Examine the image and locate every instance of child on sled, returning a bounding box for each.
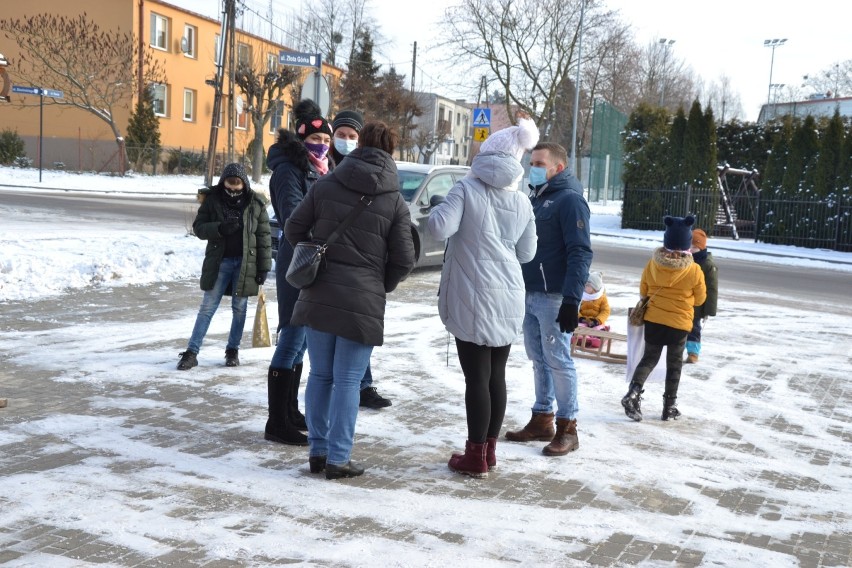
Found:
[574,271,610,349]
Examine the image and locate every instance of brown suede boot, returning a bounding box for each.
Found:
[448,440,488,478]
[505,412,555,442]
[542,418,579,456]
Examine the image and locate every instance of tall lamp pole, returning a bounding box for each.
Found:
[764,38,787,107]
[770,83,785,119]
[659,38,675,107]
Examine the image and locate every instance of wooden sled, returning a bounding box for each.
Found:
[571,327,628,364]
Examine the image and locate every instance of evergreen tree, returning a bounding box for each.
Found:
[782,115,819,195]
[682,100,707,188]
[665,108,687,189]
[811,110,845,197]
[762,118,793,193]
[338,28,381,113]
[125,88,161,172]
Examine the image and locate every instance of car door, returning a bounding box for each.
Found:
[414,172,458,264]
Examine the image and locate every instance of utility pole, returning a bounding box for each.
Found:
[204,0,234,187]
[227,0,237,163]
[569,0,586,176]
[410,42,417,92]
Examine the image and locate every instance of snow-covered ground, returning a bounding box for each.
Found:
[1,165,851,566]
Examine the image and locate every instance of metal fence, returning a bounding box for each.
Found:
[621,187,852,252]
[588,99,627,203]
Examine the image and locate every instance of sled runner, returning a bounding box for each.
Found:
[570,327,628,364]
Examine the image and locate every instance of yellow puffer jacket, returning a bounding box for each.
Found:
[640,248,707,332]
[579,294,610,325]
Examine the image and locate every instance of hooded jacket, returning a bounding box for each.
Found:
[640,248,707,332]
[693,250,718,318]
[428,151,537,347]
[284,146,415,346]
[193,163,271,296]
[521,169,593,305]
[267,129,324,325]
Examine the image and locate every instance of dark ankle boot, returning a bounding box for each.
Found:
[325,461,365,480]
[448,440,488,478]
[505,412,555,442]
[224,348,239,367]
[264,368,308,446]
[621,383,644,422]
[542,419,579,456]
[289,363,307,431]
[309,456,327,474]
[662,395,681,421]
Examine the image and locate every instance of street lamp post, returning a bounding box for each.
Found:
[569,0,587,176]
[764,38,787,108]
[770,83,785,119]
[659,38,675,107]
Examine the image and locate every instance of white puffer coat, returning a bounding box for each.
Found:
[427,151,537,347]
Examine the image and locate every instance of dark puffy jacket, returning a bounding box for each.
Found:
[284,146,415,346]
[521,169,593,304]
[267,129,323,326]
[194,164,271,296]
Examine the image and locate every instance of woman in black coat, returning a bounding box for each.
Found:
[284,122,415,479]
[264,100,333,446]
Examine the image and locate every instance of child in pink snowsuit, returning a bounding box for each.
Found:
[575,271,610,348]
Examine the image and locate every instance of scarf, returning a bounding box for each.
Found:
[582,289,604,302]
[307,152,328,176]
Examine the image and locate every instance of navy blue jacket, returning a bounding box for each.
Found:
[266,129,323,327]
[521,170,593,305]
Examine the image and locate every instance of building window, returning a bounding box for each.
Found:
[150,13,168,50]
[267,53,277,73]
[150,84,168,117]
[456,112,461,126]
[182,25,196,58]
[236,96,248,130]
[237,43,251,66]
[270,100,284,133]
[183,89,195,122]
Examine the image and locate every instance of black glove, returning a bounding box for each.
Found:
[255,271,268,285]
[219,220,240,236]
[556,302,579,334]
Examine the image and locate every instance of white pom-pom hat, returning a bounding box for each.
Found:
[479,117,540,161]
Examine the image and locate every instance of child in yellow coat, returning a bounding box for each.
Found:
[575,271,610,348]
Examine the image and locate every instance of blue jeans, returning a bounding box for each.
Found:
[360,364,373,390]
[304,328,373,466]
[522,291,579,420]
[187,257,248,354]
[270,325,307,368]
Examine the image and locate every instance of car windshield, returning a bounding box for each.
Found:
[398,170,427,202]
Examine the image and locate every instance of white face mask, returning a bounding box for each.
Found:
[334,138,358,156]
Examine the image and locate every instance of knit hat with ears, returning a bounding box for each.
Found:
[294,99,332,140]
[332,110,365,133]
[479,116,539,161]
[692,228,708,250]
[586,271,604,293]
[663,215,696,252]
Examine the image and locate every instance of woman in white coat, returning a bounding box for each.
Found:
[427,115,538,478]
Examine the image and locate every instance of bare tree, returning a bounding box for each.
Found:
[413,119,451,164]
[442,0,623,133]
[0,13,165,174]
[802,60,852,99]
[702,74,743,123]
[234,53,300,182]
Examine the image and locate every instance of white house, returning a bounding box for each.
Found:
[411,93,472,165]
[758,95,852,122]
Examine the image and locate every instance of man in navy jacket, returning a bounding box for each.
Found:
[505,142,593,457]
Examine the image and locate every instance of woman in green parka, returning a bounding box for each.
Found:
[177,163,272,370]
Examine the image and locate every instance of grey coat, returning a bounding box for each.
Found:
[428,151,537,347]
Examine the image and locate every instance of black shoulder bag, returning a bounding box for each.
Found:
[285,195,372,289]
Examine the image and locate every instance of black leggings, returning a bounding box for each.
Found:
[631,335,687,398]
[455,338,511,443]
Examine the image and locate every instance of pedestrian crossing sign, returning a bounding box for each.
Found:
[473,127,490,142]
[473,108,491,127]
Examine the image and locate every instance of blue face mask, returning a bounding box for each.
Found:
[334,138,358,156]
[529,166,548,187]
